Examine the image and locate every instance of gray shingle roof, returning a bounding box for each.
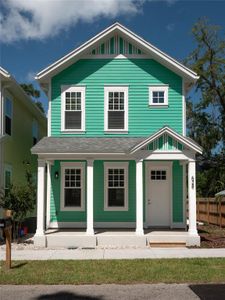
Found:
[31,137,145,154]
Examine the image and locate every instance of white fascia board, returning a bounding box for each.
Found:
[130,126,202,154]
[36,23,198,82]
[0,66,11,79]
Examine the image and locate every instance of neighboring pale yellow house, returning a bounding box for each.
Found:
[0,67,47,218]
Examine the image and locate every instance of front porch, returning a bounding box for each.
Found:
[42,228,195,248]
[32,127,202,248]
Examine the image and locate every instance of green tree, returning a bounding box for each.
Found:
[0,167,36,240]
[20,83,45,114]
[185,18,225,196]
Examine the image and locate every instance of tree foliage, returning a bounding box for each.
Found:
[20,83,45,114]
[0,168,36,222]
[185,18,225,196]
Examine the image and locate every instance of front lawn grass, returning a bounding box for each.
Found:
[0,258,225,284]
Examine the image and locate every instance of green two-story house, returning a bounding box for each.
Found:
[32,23,202,248]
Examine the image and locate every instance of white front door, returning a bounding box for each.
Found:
[147,164,171,227]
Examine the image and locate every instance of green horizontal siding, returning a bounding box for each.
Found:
[51,59,183,137]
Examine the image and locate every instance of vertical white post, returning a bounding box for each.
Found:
[36,159,46,236]
[188,160,197,235]
[136,160,144,235]
[46,161,52,229]
[86,159,94,235]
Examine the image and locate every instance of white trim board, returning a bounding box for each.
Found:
[36,23,199,83]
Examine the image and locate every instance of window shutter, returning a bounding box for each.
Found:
[65,111,81,129]
[108,111,124,129]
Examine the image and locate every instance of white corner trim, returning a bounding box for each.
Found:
[149,85,168,106]
[104,162,129,211]
[182,80,186,136]
[104,86,128,132]
[60,161,85,211]
[61,85,86,133]
[47,81,51,136]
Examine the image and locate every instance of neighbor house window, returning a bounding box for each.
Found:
[5,98,12,136]
[149,85,168,106]
[104,86,128,132]
[61,86,85,132]
[104,162,128,211]
[61,162,85,211]
[32,120,38,145]
[4,165,12,195]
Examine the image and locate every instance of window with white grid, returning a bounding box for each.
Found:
[104,163,128,210]
[104,86,128,131]
[149,85,168,106]
[61,86,85,132]
[61,162,85,211]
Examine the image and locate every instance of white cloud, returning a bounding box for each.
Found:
[0,0,145,43]
[1,0,176,43]
[166,23,175,31]
[26,71,36,82]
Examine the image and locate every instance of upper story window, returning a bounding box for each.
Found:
[149,85,168,106]
[5,98,13,136]
[104,86,128,132]
[61,86,85,132]
[32,120,38,145]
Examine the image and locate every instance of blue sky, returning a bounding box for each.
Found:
[1,0,225,112]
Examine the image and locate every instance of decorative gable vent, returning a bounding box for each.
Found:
[89,34,144,55]
[144,134,183,151]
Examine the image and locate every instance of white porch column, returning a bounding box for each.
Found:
[34,159,46,247]
[86,159,94,235]
[136,160,144,235]
[188,159,199,234]
[46,161,53,229]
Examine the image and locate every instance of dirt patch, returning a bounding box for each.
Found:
[198,224,225,248]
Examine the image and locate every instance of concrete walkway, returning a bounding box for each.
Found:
[1,248,225,260]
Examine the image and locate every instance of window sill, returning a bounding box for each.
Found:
[60,207,85,212]
[61,130,86,134]
[104,130,128,134]
[104,207,128,211]
[148,104,168,108]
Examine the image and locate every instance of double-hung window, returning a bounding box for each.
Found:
[61,162,85,211]
[32,120,38,145]
[61,86,85,132]
[4,165,12,195]
[5,98,12,136]
[149,85,168,106]
[104,162,128,211]
[104,86,128,132]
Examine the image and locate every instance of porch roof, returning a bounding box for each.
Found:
[31,136,145,154]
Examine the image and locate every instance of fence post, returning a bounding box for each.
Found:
[207,198,210,224]
[219,199,222,228]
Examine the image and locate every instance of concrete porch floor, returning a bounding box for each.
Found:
[39,228,198,248]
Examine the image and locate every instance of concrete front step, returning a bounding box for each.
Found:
[97,235,147,247]
[46,235,96,248]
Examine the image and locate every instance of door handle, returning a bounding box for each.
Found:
[148,199,151,205]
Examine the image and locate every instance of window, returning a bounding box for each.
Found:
[104,162,128,211]
[104,86,128,132]
[5,98,12,135]
[61,162,85,211]
[151,170,167,180]
[149,85,168,106]
[32,120,38,145]
[61,86,85,132]
[4,165,12,195]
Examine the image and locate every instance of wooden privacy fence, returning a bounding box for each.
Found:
[196,197,225,227]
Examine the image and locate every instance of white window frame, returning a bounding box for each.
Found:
[4,164,12,191]
[4,96,13,136]
[60,162,85,211]
[149,85,168,106]
[32,119,38,145]
[104,162,128,211]
[61,85,86,133]
[104,86,128,133]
